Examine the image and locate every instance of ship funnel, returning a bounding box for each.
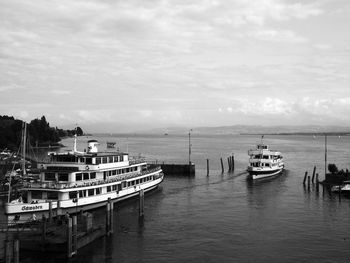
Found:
[87,140,99,153]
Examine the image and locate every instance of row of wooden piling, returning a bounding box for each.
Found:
[207,155,235,176]
[303,166,320,193]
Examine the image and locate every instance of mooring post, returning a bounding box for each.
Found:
[307,176,310,189]
[106,198,111,236]
[139,190,144,219]
[49,201,52,223]
[227,157,231,172]
[206,159,209,176]
[41,215,46,250]
[303,171,308,185]
[67,217,73,258]
[316,173,319,192]
[72,215,77,256]
[110,199,114,234]
[220,158,224,173]
[13,239,19,263]
[5,240,12,263]
[312,166,316,183]
[231,155,235,172]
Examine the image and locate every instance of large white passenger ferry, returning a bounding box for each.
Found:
[247,143,284,180]
[5,138,164,223]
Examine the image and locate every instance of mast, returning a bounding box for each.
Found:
[22,122,27,176]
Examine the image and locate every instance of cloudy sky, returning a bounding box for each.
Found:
[1,0,350,132]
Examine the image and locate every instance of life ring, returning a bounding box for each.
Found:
[86,165,89,170]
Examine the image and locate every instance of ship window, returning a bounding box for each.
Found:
[96,158,101,164]
[45,172,56,181]
[31,191,42,199]
[128,182,131,187]
[102,157,108,164]
[47,191,58,200]
[79,190,86,198]
[83,173,89,180]
[136,179,139,184]
[86,158,92,164]
[120,156,124,162]
[88,189,94,196]
[112,185,117,191]
[108,156,113,163]
[112,170,116,175]
[58,173,68,181]
[90,172,96,179]
[96,188,101,195]
[76,173,82,181]
[69,191,77,199]
[107,186,111,192]
[122,181,127,188]
[109,171,112,176]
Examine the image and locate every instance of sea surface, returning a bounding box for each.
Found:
[1,134,350,262]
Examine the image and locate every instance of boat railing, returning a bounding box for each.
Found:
[23,166,162,189]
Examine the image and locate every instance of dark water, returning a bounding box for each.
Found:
[1,134,350,262]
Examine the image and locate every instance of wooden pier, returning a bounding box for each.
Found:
[160,163,195,176]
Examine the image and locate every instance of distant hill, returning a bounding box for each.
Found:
[145,125,350,135]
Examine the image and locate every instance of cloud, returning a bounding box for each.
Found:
[0,84,24,92]
[245,29,307,43]
[51,89,71,95]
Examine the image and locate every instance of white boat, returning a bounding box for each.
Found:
[5,137,164,224]
[247,143,284,180]
[331,181,350,193]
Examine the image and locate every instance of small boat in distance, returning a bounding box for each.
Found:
[247,139,284,180]
[331,181,350,194]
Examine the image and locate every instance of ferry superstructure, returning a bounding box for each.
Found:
[247,143,284,180]
[5,138,164,223]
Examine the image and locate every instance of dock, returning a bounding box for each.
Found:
[160,163,195,176]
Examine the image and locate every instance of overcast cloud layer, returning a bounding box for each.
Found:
[1,0,350,132]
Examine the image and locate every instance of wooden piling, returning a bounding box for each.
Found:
[5,240,12,263]
[206,159,209,176]
[227,157,231,172]
[220,158,224,173]
[49,201,52,222]
[312,166,316,183]
[67,217,73,258]
[106,199,111,236]
[72,215,77,256]
[316,173,319,192]
[303,171,308,185]
[13,240,19,263]
[231,155,235,172]
[139,190,145,220]
[110,200,114,234]
[41,216,46,249]
[307,176,310,189]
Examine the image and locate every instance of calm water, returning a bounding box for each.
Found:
[2,134,350,262]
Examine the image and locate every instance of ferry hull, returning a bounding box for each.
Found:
[248,168,284,180]
[6,176,163,224]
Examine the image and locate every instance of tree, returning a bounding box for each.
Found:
[328,164,338,174]
[76,127,84,136]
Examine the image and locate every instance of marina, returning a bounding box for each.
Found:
[1,133,350,262]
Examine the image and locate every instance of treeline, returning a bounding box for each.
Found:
[0,115,83,150]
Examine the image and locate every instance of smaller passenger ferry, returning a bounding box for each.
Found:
[5,137,164,224]
[247,141,284,180]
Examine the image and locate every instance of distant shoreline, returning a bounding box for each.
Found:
[240,132,350,136]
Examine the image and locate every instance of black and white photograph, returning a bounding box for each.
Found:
[1,0,350,262]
